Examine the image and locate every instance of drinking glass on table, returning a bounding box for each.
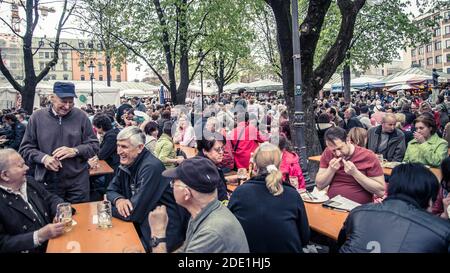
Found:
[97,200,113,229]
[56,203,73,232]
[237,168,248,185]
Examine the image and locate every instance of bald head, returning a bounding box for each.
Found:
[381,113,397,133]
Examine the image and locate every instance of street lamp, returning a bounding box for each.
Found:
[89,60,95,106]
[198,50,204,112]
[291,0,310,185]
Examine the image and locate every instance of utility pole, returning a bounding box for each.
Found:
[291,0,310,185]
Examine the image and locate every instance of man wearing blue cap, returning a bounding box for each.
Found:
[19,82,99,203]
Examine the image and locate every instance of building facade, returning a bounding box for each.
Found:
[411,8,450,74]
[0,35,127,82]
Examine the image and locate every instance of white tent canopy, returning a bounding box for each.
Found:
[387,84,417,92]
[384,74,430,87]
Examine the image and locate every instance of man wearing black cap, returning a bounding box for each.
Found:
[148,156,249,253]
[19,82,99,203]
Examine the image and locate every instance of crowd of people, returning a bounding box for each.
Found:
[0,81,448,253]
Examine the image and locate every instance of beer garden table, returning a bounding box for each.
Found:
[46,202,145,253]
[89,160,114,176]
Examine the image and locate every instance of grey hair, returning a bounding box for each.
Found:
[117,126,145,147]
[0,148,19,172]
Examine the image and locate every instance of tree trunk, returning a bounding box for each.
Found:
[21,84,36,114]
[343,63,351,104]
[106,55,112,87]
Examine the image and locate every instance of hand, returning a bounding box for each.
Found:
[413,132,425,143]
[342,159,358,176]
[116,198,133,218]
[43,155,62,172]
[37,222,65,242]
[176,157,184,164]
[0,139,8,144]
[148,205,168,237]
[329,157,342,172]
[52,146,77,160]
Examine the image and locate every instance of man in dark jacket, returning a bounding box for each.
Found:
[106,126,187,252]
[367,113,406,162]
[2,113,25,151]
[0,149,65,253]
[91,113,120,200]
[19,82,99,203]
[342,107,364,132]
[339,163,450,253]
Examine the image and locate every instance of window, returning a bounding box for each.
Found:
[80,62,85,71]
[436,55,442,64]
[418,47,424,55]
[63,62,68,71]
[116,75,121,82]
[419,59,424,67]
[447,54,450,63]
[51,75,56,80]
[11,63,17,69]
[426,44,432,52]
[447,68,450,74]
[39,62,45,70]
[446,25,450,35]
[78,42,85,49]
[411,49,416,57]
[427,57,433,65]
[99,75,103,81]
[447,40,450,49]
[63,74,68,80]
[45,52,49,59]
[98,63,103,72]
[80,75,85,81]
[435,41,441,50]
[51,65,55,71]
[39,52,44,58]
[62,52,68,59]
[434,28,441,37]
[50,52,54,59]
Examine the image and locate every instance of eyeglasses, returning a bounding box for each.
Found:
[212,146,225,153]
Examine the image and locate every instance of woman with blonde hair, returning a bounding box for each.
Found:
[347,127,368,147]
[228,142,310,253]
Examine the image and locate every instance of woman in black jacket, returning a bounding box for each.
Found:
[228,142,310,253]
[339,163,450,253]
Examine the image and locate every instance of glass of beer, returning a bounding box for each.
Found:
[237,168,248,185]
[56,203,73,232]
[97,200,113,229]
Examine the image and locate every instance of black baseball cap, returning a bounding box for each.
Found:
[162,156,220,193]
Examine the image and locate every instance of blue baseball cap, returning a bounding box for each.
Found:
[53,82,77,98]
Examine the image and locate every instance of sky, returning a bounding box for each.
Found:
[0,0,424,81]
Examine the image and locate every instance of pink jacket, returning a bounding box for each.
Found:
[279,151,306,189]
[230,122,267,169]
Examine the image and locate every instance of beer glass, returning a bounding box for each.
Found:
[289,176,299,189]
[97,200,113,229]
[237,168,247,185]
[56,202,73,232]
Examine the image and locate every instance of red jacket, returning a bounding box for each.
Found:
[230,122,267,169]
[279,150,306,189]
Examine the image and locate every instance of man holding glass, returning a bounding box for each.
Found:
[0,149,66,253]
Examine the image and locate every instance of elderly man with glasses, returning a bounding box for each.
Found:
[106,126,188,252]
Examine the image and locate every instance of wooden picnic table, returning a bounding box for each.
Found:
[304,202,348,241]
[174,144,197,158]
[308,155,442,181]
[46,202,145,253]
[89,160,114,176]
